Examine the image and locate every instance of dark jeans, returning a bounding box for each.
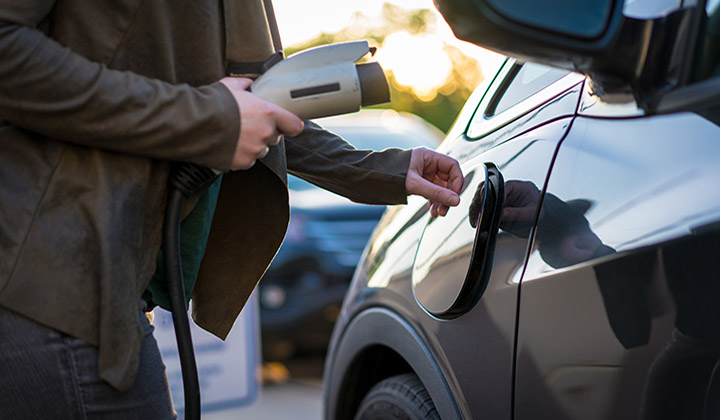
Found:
[0,304,176,419]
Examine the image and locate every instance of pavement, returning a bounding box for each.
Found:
[205,379,323,420]
[204,357,325,420]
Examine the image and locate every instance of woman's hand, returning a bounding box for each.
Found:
[405,147,464,217]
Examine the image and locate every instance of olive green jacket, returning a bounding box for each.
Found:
[0,0,410,390]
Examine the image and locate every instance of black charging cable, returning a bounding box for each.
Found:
[163,52,281,420]
[163,162,221,420]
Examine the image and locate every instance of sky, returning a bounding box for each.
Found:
[270,0,501,59]
[271,0,504,98]
[272,0,443,46]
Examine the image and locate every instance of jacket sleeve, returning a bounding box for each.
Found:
[0,2,239,171]
[285,120,411,205]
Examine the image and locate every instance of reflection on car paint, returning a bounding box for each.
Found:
[515,110,720,419]
[325,48,720,419]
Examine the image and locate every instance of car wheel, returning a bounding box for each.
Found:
[354,373,440,420]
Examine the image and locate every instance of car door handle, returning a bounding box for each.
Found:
[464,162,505,303]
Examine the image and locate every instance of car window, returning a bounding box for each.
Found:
[465,60,581,140]
[489,62,568,116]
[694,0,720,81]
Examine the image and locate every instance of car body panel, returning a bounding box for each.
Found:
[515,101,720,419]
[410,120,573,418]
[325,60,585,419]
[325,307,465,420]
[324,25,720,418]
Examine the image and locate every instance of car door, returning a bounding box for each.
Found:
[514,80,720,419]
[409,59,584,418]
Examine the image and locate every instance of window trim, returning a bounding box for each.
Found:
[466,59,585,140]
[484,63,522,118]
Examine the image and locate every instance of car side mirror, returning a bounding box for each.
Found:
[485,0,616,39]
[434,0,626,67]
[433,0,700,111]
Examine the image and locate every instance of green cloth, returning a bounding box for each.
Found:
[146,175,223,310]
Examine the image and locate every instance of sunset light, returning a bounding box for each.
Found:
[375,31,453,101]
[272,0,504,131]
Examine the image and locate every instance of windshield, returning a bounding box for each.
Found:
[287,175,315,191]
[334,129,438,150]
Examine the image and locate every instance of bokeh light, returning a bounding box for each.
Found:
[375,31,453,101]
[273,0,504,131]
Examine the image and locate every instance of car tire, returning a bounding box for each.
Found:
[354,373,440,420]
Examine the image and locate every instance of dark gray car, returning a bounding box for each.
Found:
[323,1,720,419]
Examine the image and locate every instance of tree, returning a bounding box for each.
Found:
[285,4,485,133]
